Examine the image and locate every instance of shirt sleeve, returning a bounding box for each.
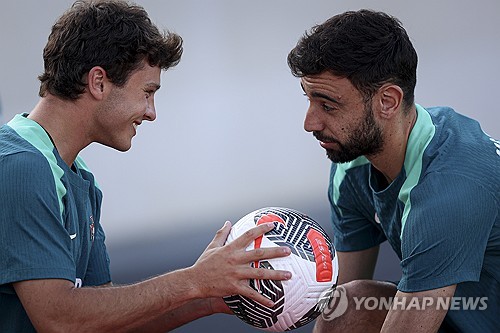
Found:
[0,152,76,286]
[398,173,497,292]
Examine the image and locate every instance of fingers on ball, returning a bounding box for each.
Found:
[233,223,274,247]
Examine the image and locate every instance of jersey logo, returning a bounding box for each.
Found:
[69,233,77,240]
[89,215,95,242]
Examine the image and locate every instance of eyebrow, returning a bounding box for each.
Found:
[300,82,341,105]
[311,92,340,105]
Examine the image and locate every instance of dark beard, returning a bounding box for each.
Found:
[314,105,384,163]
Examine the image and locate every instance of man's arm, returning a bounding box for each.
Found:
[125,297,232,333]
[14,222,292,333]
[381,285,456,333]
[149,246,381,333]
[95,282,229,332]
[313,246,382,333]
[336,246,379,284]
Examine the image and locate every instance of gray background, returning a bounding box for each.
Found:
[1,1,499,332]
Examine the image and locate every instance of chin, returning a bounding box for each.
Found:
[326,149,358,163]
[117,143,132,152]
[102,141,132,152]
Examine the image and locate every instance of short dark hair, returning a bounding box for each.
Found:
[288,9,417,110]
[38,0,183,100]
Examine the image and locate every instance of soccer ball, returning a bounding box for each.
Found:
[223,207,338,332]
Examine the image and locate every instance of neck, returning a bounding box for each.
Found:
[28,96,92,167]
[367,106,417,184]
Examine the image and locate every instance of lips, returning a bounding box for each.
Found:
[313,132,339,150]
[132,121,141,133]
[319,141,339,150]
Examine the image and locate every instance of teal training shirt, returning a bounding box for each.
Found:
[0,114,111,332]
[329,105,499,332]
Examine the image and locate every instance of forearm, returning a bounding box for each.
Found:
[16,268,200,333]
[15,222,290,333]
[381,302,446,333]
[336,246,379,285]
[127,298,218,333]
[380,286,455,333]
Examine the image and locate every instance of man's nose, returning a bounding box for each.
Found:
[304,106,324,133]
[144,103,157,122]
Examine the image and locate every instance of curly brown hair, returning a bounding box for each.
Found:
[38,0,183,100]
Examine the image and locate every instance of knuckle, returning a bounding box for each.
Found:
[255,269,266,279]
[271,248,283,257]
[243,229,256,239]
[254,248,265,258]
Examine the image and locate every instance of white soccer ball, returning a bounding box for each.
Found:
[223,207,339,332]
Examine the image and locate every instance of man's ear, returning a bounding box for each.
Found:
[375,84,404,119]
[87,66,108,100]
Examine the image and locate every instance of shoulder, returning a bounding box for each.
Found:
[424,106,498,162]
[0,150,61,216]
[1,115,60,178]
[0,148,53,182]
[0,131,62,206]
[416,106,500,199]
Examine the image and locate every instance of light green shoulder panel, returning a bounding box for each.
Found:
[7,114,66,221]
[398,105,436,237]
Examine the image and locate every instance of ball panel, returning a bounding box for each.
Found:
[223,261,285,330]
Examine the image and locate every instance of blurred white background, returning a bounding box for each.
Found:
[1,0,499,246]
[1,1,499,332]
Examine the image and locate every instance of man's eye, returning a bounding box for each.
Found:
[322,103,334,112]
